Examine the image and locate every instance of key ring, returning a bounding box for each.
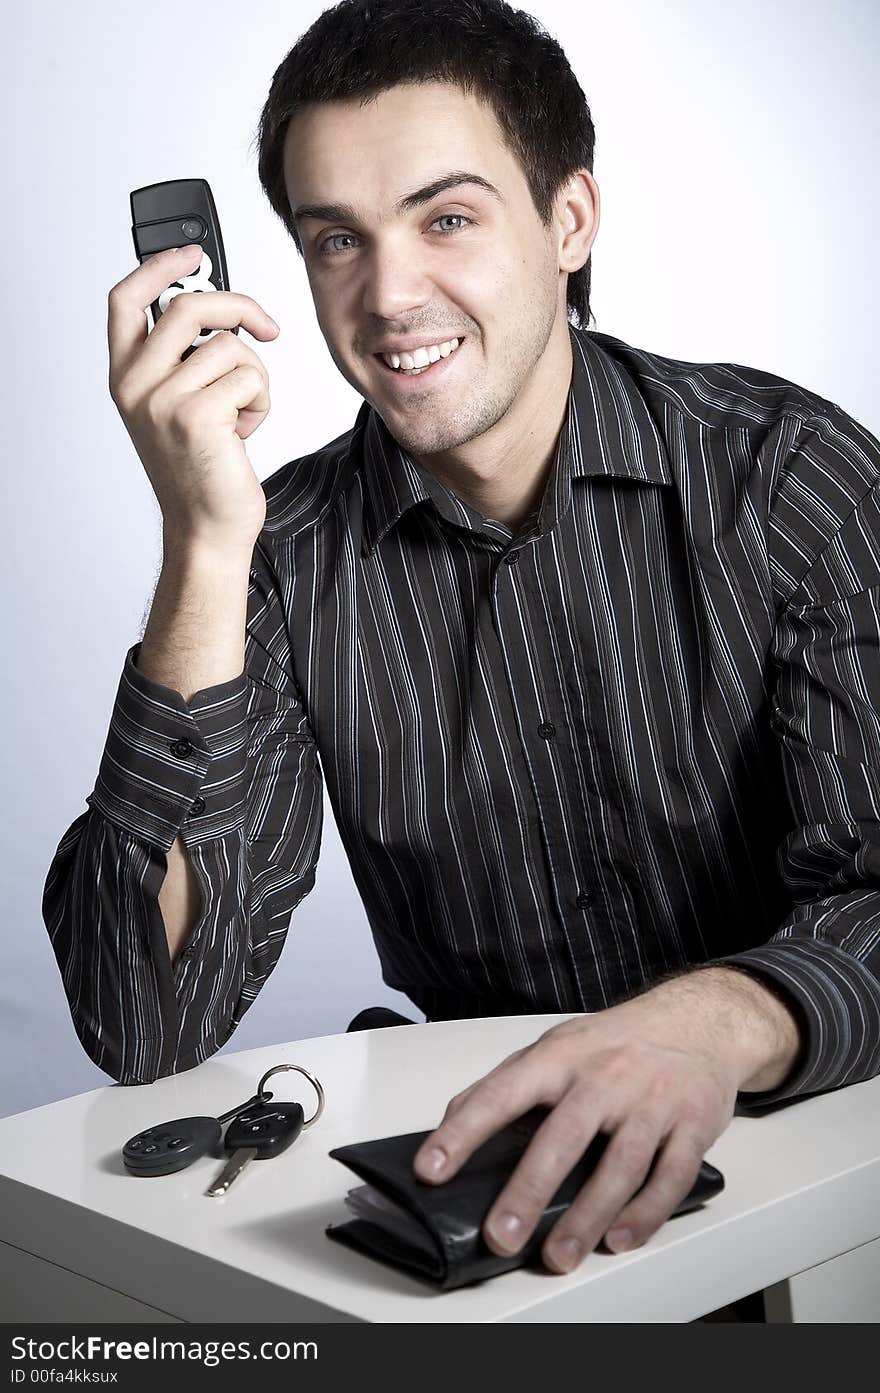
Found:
[256,1064,325,1128]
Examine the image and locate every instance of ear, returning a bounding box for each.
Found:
[555,170,600,273]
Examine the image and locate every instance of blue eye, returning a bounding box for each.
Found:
[317,214,473,257]
[319,233,358,255]
[433,214,471,235]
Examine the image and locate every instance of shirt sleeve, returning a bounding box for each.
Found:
[713,439,880,1111]
[41,537,323,1085]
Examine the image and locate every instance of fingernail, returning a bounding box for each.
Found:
[266,317,280,333]
[547,1236,581,1271]
[416,1146,446,1176]
[606,1227,633,1252]
[176,244,201,254]
[488,1212,523,1250]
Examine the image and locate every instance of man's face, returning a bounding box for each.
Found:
[282,81,568,459]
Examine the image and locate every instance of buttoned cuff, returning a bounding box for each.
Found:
[709,940,880,1110]
[87,642,251,851]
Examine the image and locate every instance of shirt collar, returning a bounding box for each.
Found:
[358,322,672,558]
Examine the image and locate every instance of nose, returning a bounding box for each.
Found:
[360,239,434,322]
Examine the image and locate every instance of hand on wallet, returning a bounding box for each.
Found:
[412,971,763,1275]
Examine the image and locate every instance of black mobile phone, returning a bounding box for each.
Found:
[129,177,236,360]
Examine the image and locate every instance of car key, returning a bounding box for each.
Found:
[123,1116,222,1176]
[122,1090,272,1177]
[205,1101,305,1197]
[129,177,234,361]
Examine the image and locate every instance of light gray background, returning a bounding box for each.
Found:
[2,0,878,1118]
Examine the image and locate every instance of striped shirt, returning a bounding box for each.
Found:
[43,323,880,1106]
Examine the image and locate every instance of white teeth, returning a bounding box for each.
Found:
[382,338,460,371]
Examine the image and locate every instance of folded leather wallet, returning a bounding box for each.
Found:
[326,1104,725,1289]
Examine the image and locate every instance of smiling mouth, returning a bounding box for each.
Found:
[372,337,466,383]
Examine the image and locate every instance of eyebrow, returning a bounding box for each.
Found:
[292,170,504,228]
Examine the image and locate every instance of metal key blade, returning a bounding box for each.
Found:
[205,1146,257,1197]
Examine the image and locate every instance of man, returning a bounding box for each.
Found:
[44,0,880,1278]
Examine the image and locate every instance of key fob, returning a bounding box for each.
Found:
[129,178,235,360]
[223,1102,305,1159]
[122,1115,222,1176]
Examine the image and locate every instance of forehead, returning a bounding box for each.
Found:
[282,81,516,207]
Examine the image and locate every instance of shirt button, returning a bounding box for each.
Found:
[576,889,595,909]
[188,796,206,817]
[538,722,556,739]
[503,551,519,565]
[170,738,194,758]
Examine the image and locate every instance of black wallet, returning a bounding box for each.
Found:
[326,1105,725,1289]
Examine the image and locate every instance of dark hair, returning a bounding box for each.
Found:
[252,0,596,328]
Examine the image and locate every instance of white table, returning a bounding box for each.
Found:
[1,1014,879,1322]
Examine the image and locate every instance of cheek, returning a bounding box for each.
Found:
[480,260,521,315]
[312,291,360,364]
[443,245,508,300]
[308,284,335,333]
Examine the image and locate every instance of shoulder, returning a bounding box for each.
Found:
[582,326,880,510]
[580,327,847,434]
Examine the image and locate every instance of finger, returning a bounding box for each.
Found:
[602,1128,708,1255]
[159,330,270,418]
[540,1114,664,1273]
[108,245,203,391]
[481,1090,603,1256]
[413,1042,566,1182]
[136,285,278,390]
[109,247,278,400]
[173,364,269,437]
